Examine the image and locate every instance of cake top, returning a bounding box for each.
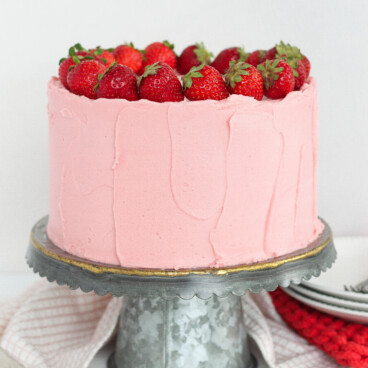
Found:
[58,41,311,103]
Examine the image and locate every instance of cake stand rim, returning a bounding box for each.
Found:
[26,216,336,299]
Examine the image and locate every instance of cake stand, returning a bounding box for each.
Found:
[26,216,336,368]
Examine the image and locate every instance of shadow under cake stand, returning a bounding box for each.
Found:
[26,216,336,368]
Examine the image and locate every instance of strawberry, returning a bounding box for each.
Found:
[264,47,277,61]
[177,42,213,75]
[59,58,77,89]
[225,61,263,101]
[274,42,306,90]
[246,50,266,66]
[67,60,106,99]
[182,64,229,101]
[138,62,183,103]
[289,59,306,90]
[141,41,177,72]
[113,43,143,74]
[211,47,248,75]
[95,63,139,100]
[90,47,115,67]
[58,44,90,89]
[301,54,311,79]
[257,59,295,99]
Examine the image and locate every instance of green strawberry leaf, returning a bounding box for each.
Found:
[237,47,249,62]
[194,42,213,64]
[183,78,193,89]
[74,43,84,51]
[107,61,117,71]
[163,40,174,50]
[238,63,251,70]
[72,55,80,64]
[271,59,280,68]
[181,63,205,89]
[276,41,302,62]
[137,62,162,87]
[191,72,203,78]
[59,57,66,65]
[190,64,205,73]
[69,47,76,57]
[225,61,251,88]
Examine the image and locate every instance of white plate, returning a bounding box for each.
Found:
[301,280,368,303]
[301,237,368,303]
[282,287,368,324]
[289,284,368,312]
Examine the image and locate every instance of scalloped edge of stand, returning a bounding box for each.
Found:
[26,237,336,300]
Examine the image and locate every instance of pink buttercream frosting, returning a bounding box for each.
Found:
[47,77,323,269]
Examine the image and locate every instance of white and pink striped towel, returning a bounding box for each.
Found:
[0,279,338,368]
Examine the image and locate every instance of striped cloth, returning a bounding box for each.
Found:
[0,280,121,368]
[0,280,338,368]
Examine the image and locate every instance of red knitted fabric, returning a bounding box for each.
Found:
[270,288,368,368]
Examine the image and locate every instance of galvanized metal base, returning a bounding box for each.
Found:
[107,295,257,368]
[108,354,258,368]
[26,216,336,368]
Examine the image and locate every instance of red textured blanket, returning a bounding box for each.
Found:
[271,288,368,368]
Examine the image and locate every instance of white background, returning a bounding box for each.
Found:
[0,0,367,272]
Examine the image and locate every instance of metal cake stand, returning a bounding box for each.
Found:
[26,216,336,368]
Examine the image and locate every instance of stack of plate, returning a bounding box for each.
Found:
[283,237,368,323]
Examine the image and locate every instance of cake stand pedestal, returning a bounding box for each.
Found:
[26,217,336,368]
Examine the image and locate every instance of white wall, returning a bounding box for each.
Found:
[0,0,367,272]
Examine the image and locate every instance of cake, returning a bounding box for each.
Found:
[47,41,323,270]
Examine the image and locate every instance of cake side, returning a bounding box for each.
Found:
[47,77,323,269]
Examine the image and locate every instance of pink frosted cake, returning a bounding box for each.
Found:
[47,41,323,269]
